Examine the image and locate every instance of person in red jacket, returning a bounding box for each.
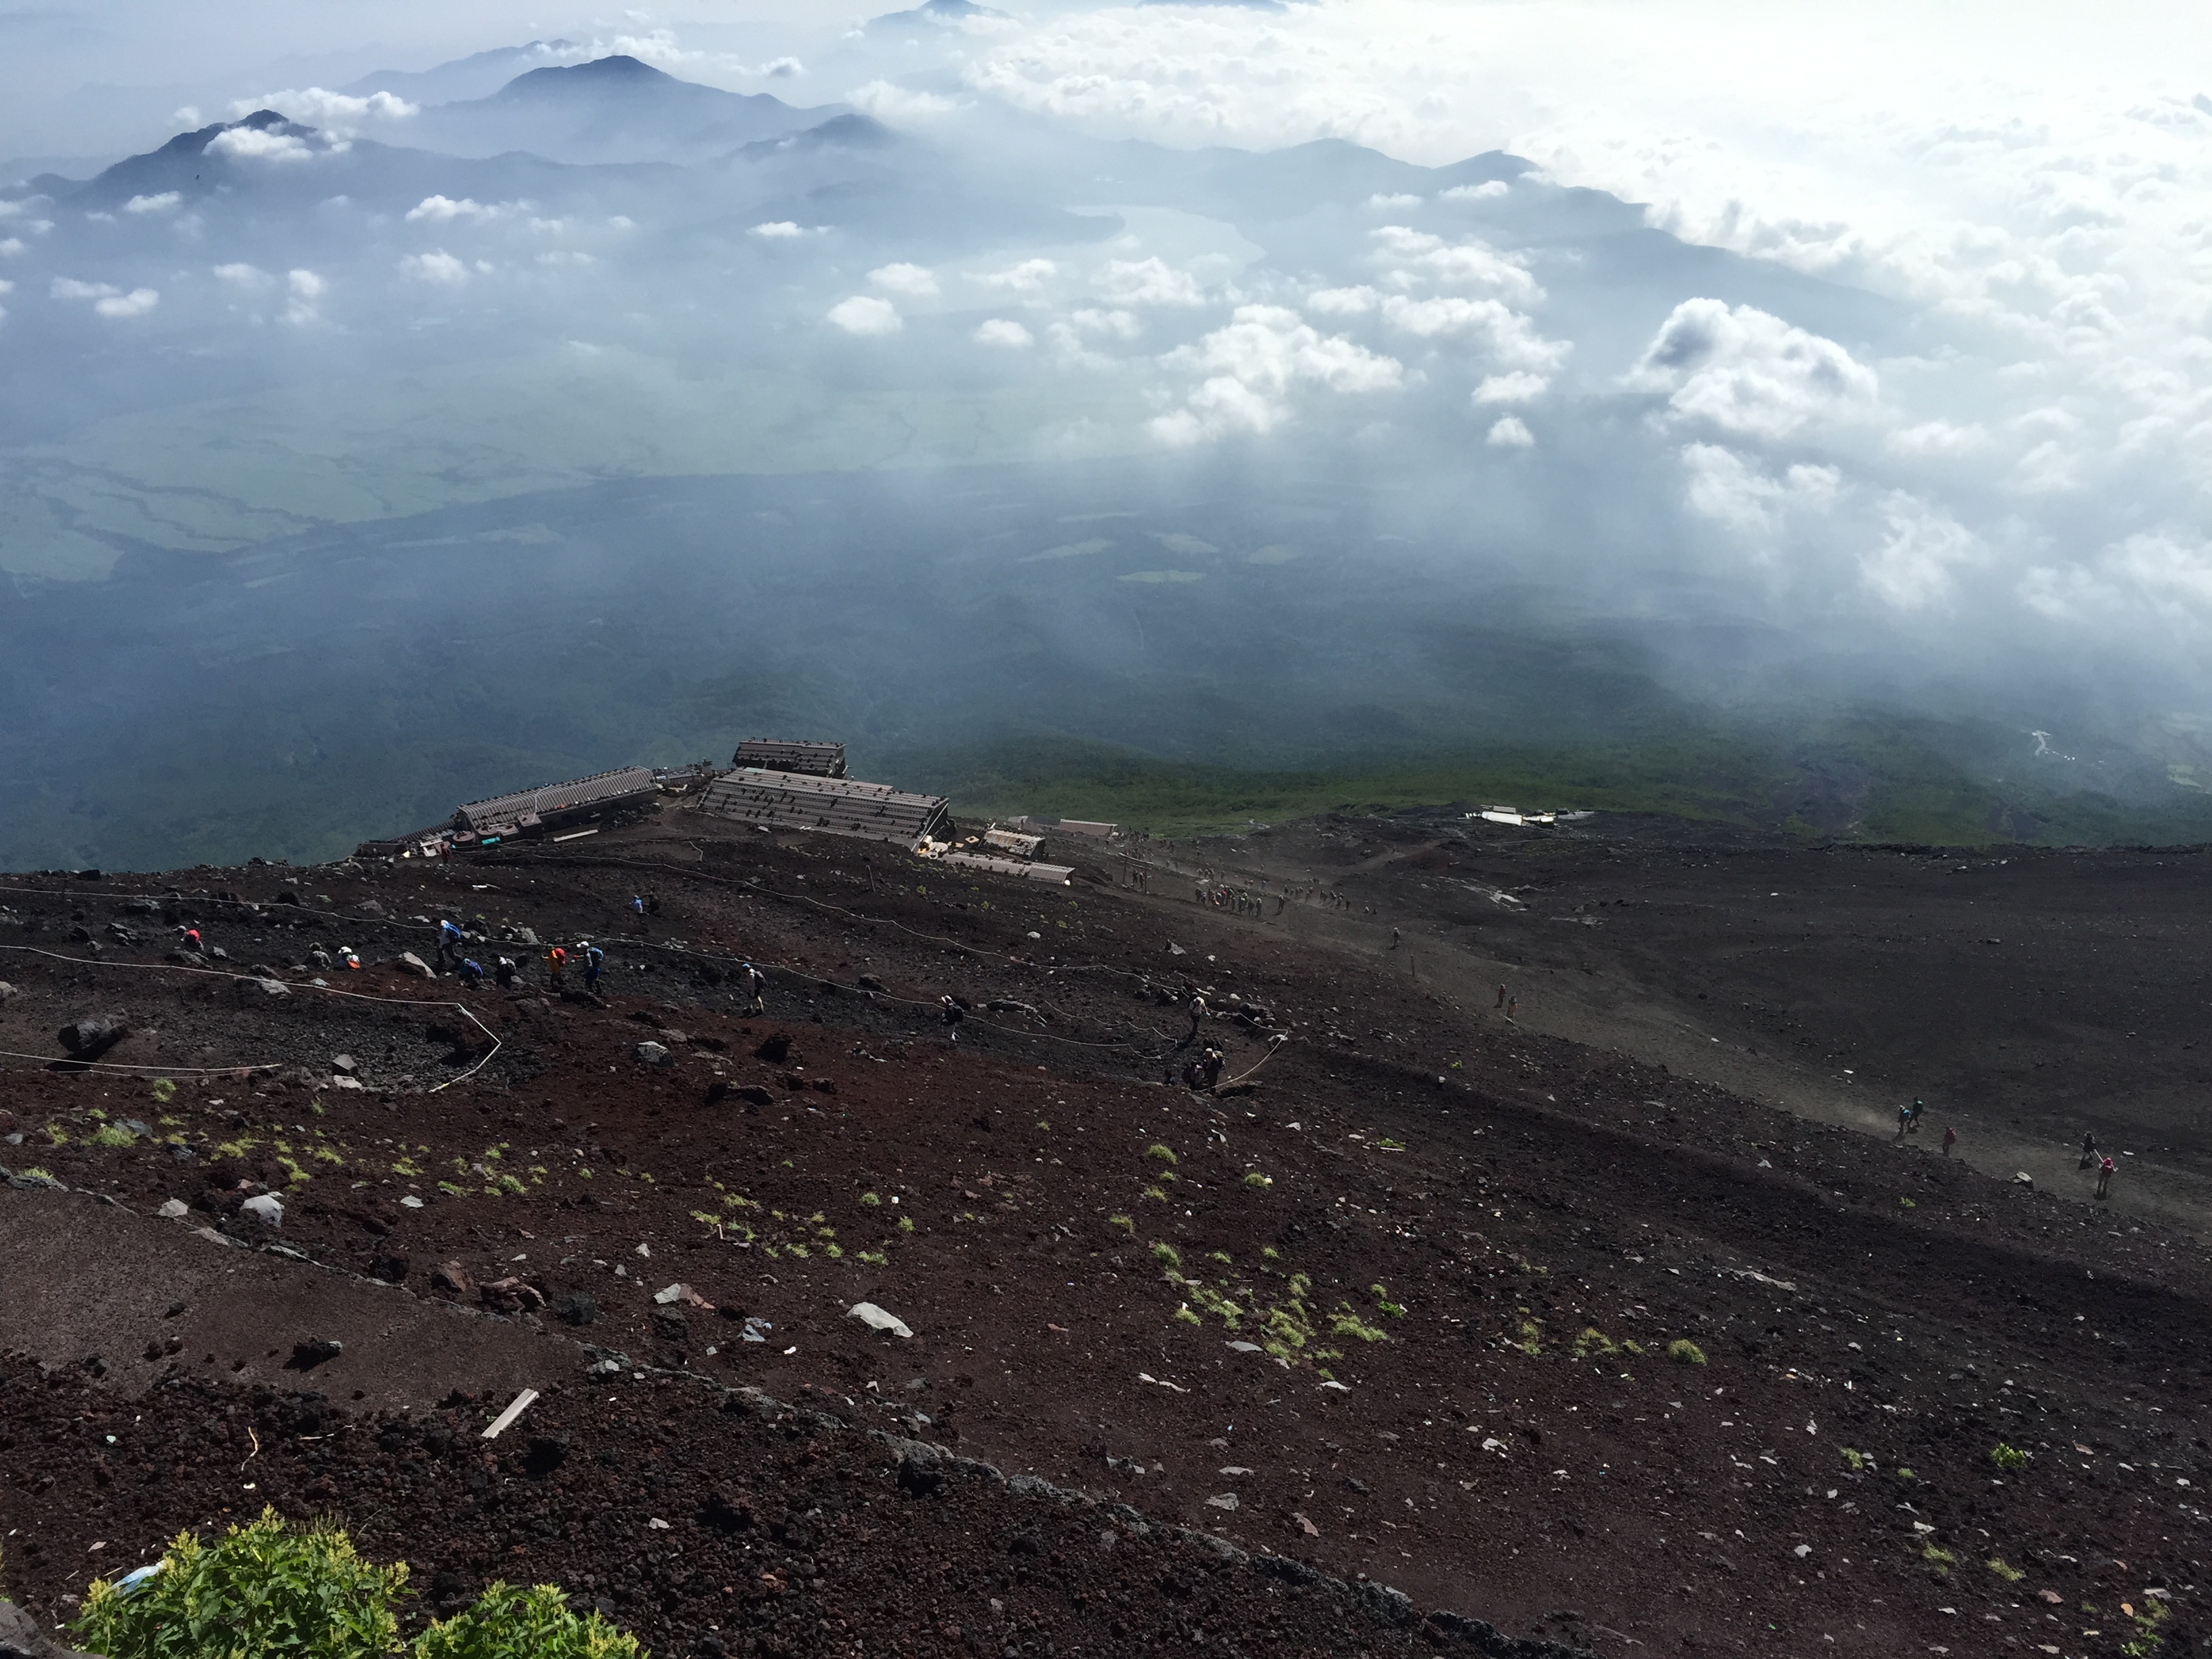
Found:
[1942,1125,1957,1157]
[2096,1155,2116,1199]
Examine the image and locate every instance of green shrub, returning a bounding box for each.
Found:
[1242,1172,1273,1188]
[1990,1443,2030,1472]
[1987,1557,2024,1582]
[415,1582,640,1659]
[1151,1242,1183,1268]
[1107,1214,1134,1234]
[1666,1338,1706,1366]
[1839,1448,1868,1473]
[76,1507,405,1659]
[76,1513,642,1659]
[1145,1143,1177,1164]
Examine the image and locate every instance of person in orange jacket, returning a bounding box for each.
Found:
[546,944,567,989]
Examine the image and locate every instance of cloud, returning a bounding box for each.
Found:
[846,79,965,122]
[868,262,939,297]
[2024,530,2212,628]
[827,295,902,336]
[122,192,180,216]
[234,88,415,129]
[750,221,807,239]
[1627,299,1877,439]
[1679,443,1841,539]
[1442,180,1509,201]
[1859,493,1980,611]
[1152,303,1403,444]
[53,276,161,318]
[1368,192,1422,207]
[1485,415,1534,448]
[399,250,469,286]
[1473,371,1547,404]
[213,262,272,291]
[1095,256,1205,306]
[283,268,325,325]
[977,258,1058,295]
[974,319,1034,348]
[1370,226,1540,302]
[1069,308,1140,340]
[206,125,313,164]
[407,197,513,224]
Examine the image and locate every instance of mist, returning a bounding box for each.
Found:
[4,0,2210,869]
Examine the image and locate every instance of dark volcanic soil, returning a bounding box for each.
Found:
[3,805,2210,1659]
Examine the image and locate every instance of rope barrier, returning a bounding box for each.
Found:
[0,944,501,1092]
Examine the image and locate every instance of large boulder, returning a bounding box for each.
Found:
[0,1599,103,1659]
[56,1015,125,1059]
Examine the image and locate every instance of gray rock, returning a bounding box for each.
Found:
[243,977,289,999]
[848,1301,914,1339]
[240,1193,284,1227]
[634,1040,671,1065]
[331,1054,356,1073]
[57,1014,126,1058]
[1204,1492,1240,1510]
[0,1597,103,1659]
[0,982,16,1002]
[398,1194,424,1208]
[329,1076,365,1091]
[157,1198,189,1219]
[394,951,434,979]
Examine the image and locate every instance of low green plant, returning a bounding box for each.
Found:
[1151,1242,1183,1268]
[859,1191,881,1206]
[1839,1448,1868,1473]
[1174,1303,1202,1326]
[1330,1307,1389,1343]
[90,1124,138,1148]
[148,1078,177,1103]
[415,1582,642,1659]
[1243,1172,1273,1188]
[1923,1542,1955,1572]
[1145,1143,1177,1164]
[1208,1250,1233,1265]
[1986,1557,2024,1582]
[1990,1443,2030,1473]
[896,1215,914,1233]
[1370,1284,1406,1317]
[1107,1214,1134,1235]
[1261,1246,1280,1261]
[76,1508,405,1659]
[1666,1338,1706,1366]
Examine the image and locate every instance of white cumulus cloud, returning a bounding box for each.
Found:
[1152,303,1404,445]
[1859,493,1981,611]
[123,192,180,216]
[750,221,806,239]
[207,125,312,163]
[827,295,902,336]
[869,262,939,297]
[1473,371,1548,404]
[400,250,469,286]
[407,197,511,224]
[1096,256,1205,307]
[1486,415,1534,448]
[1680,443,1841,539]
[234,88,415,129]
[977,258,1057,295]
[1628,299,1877,439]
[975,319,1034,348]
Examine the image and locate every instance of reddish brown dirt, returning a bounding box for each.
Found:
[3,808,2210,1659]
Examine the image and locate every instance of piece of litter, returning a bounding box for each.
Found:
[848,1301,914,1338]
[1225,1340,1262,1353]
[398,1195,424,1209]
[781,1345,798,1355]
[1137,1372,1190,1393]
[1319,1379,1350,1392]
[480,1387,540,1440]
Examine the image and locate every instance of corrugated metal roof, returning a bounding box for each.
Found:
[732,739,846,778]
[699,766,949,847]
[457,764,658,831]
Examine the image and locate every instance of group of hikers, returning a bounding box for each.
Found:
[422,909,765,1014]
[1898,1096,2123,1200]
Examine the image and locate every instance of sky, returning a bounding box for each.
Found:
[4,0,2211,694]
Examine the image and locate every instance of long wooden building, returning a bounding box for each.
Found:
[731,739,846,778]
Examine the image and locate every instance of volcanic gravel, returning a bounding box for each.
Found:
[3,808,2211,1659]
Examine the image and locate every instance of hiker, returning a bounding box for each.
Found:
[337,945,360,971]
[1391,927,1401,949]
[739,961,766,1015]
[1897,1103,1912,1137]
[631,895,646,916]
[457,957,484,985]
[308,943,333,970]
[1185,994,1209,1041]
[182,925,204,956]
[494,956,517,989]
[581,940,605,994]
[546,944,567,989]
[1200,1047,1225,1089]
[435,917,464,970]
[1909,1099,1926,1133]
[1942,1124,1957,1157]
[2080,1131,2100,1170]
[2096,1154,2116,1199]
[1506,994,1518,1023]
[941,995,964,1044]
[1495,984,1507,1009]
